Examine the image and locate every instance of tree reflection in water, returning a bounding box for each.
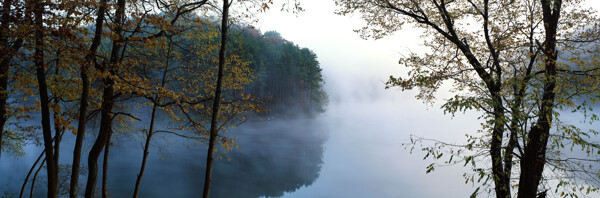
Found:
[129,118,327,198]
[210,118,327,198]
[0,118,327,197]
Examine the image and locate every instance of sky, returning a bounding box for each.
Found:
[254,0,600,103]
[254,0,419,103]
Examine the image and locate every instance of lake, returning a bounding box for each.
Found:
[1,89,480,197]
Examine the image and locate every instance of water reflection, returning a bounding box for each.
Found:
[210,119,326,198]
[114,118,327,198]
[0,118,327,197]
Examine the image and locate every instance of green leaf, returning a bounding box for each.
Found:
[470,187,480,198]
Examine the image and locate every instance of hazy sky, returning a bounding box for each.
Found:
[255,0,418,102]
[255,0,600,104]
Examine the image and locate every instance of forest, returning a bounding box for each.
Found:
[0,0,325,197]
[232,29,327,117]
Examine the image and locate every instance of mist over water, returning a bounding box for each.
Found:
[4,55,597,197]
[1,118,328,197]
[272,65,483,197]
[1,2,484,197]
[0,42,483,197]
[0,64,480,198]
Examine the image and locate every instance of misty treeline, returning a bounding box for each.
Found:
[234,30,327,116]
[0,0,319,197]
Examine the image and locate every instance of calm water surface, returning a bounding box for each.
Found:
[1,62,481,197]
[1,96,479,197]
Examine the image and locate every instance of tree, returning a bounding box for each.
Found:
[82,0,127,195]
[129,19,223,197]
[0,0,31,162]
[33,0,58,196]
[335,0,600,197]
[518,2,561,197]
[4,0,97,196]
[131,37,176,198]
[202,0,231,197]
[80,0,213,196]
[69,0,108,196]
[199,1,310,197]
[1,0,311,197]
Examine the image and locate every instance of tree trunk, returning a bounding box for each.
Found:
[480,2,510,197]
[503,66,532,198]
[84,82,114,198]
[490,90,508,198]
[69,67,89,197]
[0,0,29,165]
[133,106,156,198]
[133,41,172,198]
[84,0,125,196]
[517,1,561,197]
[19,150,45,198]
[0,125,3,161]
[102,132,112,198]
[30,157,46,198]
[34,0,58,197]
[52,50,62,173]
[69,0,108,196]
[0,57,8,162]
[0,0,12,163]
[202,1,230,197]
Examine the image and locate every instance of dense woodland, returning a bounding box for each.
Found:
[231,28,327,117]
[126,24,327,118]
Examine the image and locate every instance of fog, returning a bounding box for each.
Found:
[3,0,600,197]
[0,0,484,195]
[0,73,482,198]
[255,1,483,196]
